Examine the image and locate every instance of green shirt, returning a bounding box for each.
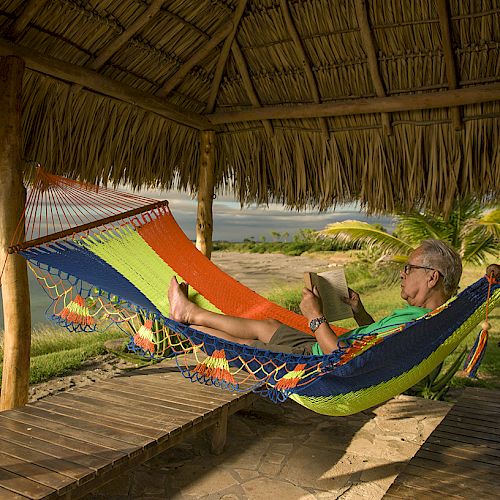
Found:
[311,305,431,356]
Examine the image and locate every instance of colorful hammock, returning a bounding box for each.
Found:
[7,169,499,416]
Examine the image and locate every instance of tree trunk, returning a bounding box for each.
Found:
[0,56,31,411]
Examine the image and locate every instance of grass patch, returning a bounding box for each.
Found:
[0,326,127,385]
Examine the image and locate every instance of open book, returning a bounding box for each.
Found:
[304,267,353,322]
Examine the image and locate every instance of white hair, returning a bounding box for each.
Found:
[419,239,462,299]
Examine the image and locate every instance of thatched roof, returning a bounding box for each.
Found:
[0,0,499,213]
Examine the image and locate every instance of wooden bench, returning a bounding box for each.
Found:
[384,386,500,499]
[0,359,256,499]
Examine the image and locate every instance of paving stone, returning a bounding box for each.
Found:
[129,470,166,496]
[259,461,282,476]
[242,477,316,499]
[233,468,260,482]
[280,444,355,491]
[263,451,286,465]
[269,442,294,455]
[223,439,270,470]
[169,465,238,497]
[87,394,451,499]
[339,480,386,500]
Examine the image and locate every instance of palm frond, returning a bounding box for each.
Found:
[462,228,498,264]
[395,212,448,245]
[476,208,500,241]
[319,220,414,255]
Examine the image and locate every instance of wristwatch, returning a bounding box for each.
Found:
[309,315,328,333]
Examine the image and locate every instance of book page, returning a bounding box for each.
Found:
[304,267,352,322]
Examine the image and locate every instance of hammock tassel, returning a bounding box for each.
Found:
[275,364,307,391]
[463,269,496,378]
[133,319,156,354]
[57,294,95,328]
[463,324,489,378]
[194,350,235,385]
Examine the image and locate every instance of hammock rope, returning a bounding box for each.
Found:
[6,169,499,416]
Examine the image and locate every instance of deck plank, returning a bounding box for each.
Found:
[0,467,56,500]
[384,387,500,499]
[0,485,30,499]
[0,359,254,499]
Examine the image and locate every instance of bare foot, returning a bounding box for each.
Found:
[168,276,197,324]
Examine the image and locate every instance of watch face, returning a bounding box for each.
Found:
[310,316,326,332]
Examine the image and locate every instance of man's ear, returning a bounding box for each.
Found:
[427,269,441,288]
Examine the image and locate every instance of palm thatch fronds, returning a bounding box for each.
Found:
[0,0,499,212]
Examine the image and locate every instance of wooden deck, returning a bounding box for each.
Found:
[0,359,256,499]
[384,387,500,499]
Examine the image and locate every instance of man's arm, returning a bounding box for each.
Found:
[300,287,341,354]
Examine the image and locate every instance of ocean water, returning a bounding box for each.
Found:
[0,271,54,329]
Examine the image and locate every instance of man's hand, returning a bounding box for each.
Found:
[342,288,375,326]
[300,286,323,320]
[342,288,364,314]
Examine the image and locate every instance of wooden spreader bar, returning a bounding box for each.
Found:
[8,200,169,254]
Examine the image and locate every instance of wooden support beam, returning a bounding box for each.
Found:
[0,37,211,130]
[196,130,216,259]
[0,56,31,411]
[157,22,234,98]
[436,0,462,130]
[206,0,248,113]
[3,0,49,41]
[231,40,274,136]
[279,0,329,138]
[354,0,392,135]
[207,82,500,124]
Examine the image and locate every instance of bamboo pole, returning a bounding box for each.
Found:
[354,0,392,135]
[72,0,165,94]
[206,0,248,113]
[157,22,233,98]
[231,41,274,137]
[0,56,31,411]
[4,0,50,41]
[195,130,216,259]
[436,0,462,130]
[279,0,329,138]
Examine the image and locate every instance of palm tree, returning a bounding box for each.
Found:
[319,199,499,265]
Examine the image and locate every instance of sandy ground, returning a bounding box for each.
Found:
[211,251,354,295]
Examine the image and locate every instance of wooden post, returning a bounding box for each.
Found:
[195,130,216,259]
[210,406,228,455]
[0,56,31,411]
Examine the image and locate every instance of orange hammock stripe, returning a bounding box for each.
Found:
[138,212,348,337]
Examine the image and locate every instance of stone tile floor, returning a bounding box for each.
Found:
[86,394,450,499]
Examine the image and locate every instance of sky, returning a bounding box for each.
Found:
[139,189,396,241]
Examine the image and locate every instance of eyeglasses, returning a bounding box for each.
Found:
[403,264,443,276]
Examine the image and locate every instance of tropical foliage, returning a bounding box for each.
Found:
[319,199,500,265]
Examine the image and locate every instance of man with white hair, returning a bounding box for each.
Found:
[168,239,463,355]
